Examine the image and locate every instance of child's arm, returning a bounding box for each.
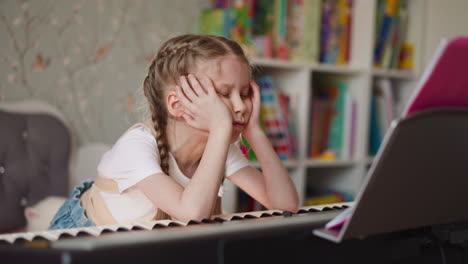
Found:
[229,80,299,212]
[137,75,232,222]
[137,127,230,222]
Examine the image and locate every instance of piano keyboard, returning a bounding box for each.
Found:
[0,202,352,246]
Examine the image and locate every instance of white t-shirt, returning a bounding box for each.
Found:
[97,125,250,224]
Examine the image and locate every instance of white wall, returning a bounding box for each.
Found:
[422,0,468,68]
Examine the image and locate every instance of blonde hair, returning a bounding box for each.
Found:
[143,34,250,220]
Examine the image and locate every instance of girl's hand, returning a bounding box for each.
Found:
[243,80,262,137]
[176,74,233,132]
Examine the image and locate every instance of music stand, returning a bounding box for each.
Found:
[314,37,468,243]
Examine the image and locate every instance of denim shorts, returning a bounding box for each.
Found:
[48,180,96,230]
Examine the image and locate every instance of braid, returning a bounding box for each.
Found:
[143,60,172,220]
[144,61,170,175]
[159,42,192,59]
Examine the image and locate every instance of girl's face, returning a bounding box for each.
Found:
[194,55,253,143]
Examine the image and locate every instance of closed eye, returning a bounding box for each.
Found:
[218,92,230,98]
[241,89,253,99]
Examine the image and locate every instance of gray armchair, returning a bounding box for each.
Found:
[0,101,71,233]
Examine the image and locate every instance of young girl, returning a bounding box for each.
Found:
[49,34,299,230]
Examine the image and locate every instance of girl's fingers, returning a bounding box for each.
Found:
[181,113,192,125]
[182,113,194,122]
[188,74,207,96]
[176,85,197,112]
[250,80,260,95]
[179,75,197,100]
[202,75,216,95]
[181,113,197,128]
[250,80,261,102]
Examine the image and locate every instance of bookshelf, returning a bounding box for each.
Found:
[201,0,426,213]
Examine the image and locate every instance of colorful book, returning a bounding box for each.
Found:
[257,76,293,160]
[288,0,322,62]
[200,8,230,37]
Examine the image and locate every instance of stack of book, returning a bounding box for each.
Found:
[309,77,357,161]
[200,0,253,50]
[373,0,413,70]
[200,0,352,64]
[240,76,297,161]
[319,0,353,65]
[368,78,396,156]
[259,76,297,160]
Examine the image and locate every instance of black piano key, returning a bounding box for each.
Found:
[230,216,244,221]
[297,209,309,214]
[321,207,333,211]
[260,213,273,217]
[13,238,28,245]
[187,220,201,225]
[308,208,320,212]
[201,218,216,224]
[75,231,92,237]
[212,217,227,223]
[283,211,293,217]
[243,214,257,219]
[152,224,170,229]
[333,206,343,210]
[342,205,349,208]
[100,228,115,234]
[168,222,182,227]
[57,233,74,240]
[272,212,282,216]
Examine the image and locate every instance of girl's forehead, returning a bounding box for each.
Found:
[194,56,250,87]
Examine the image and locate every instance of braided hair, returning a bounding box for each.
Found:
[142,34,250,219]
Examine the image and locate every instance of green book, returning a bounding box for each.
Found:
[303,0,322,62]
[200,8,228,37]
[319,79,347,159]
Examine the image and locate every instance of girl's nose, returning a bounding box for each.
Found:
[232,94,247,113]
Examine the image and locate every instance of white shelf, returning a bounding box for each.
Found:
[250,57,364,74]
[231,0,425,210]
[372,68,418,80]
[304,159,358,168]
[312,64,364,74]
[250,57,309,70]
[250,160,300,169]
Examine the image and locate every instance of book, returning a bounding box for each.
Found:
[200,8,230,37]
[403,37,468,117]
[368,78,396,155]
[368,94,382,156]
[287,0,322,62]
[341,93,357,160]
[257,76,294,160]
[320,0,353,65]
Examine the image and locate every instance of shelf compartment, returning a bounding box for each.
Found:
[251,57,309,70]
[372,68,417,80]
[304,159,357,168]
[250,160,300,169]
